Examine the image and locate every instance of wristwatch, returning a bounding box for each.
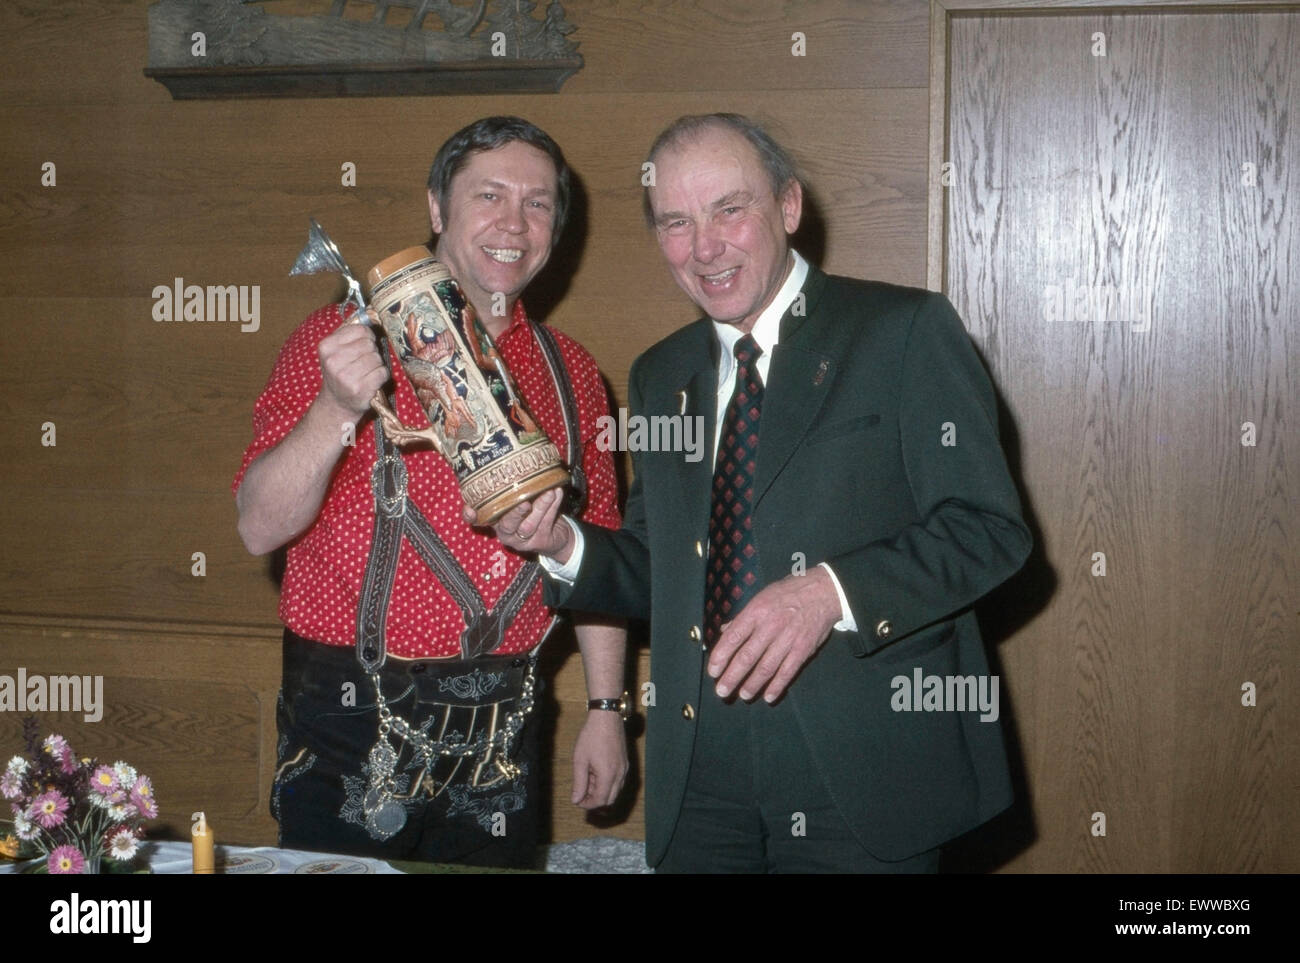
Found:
[588,691,631,720]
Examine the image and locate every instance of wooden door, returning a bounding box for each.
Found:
[943,6,1297,872]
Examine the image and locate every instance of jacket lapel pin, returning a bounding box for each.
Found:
[677,389,688,415]
[813,360,829,386]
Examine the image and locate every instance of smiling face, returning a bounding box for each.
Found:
[427,139,559,332]
[648,126,802,332]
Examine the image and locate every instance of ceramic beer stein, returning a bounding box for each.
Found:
[365,246,570,524]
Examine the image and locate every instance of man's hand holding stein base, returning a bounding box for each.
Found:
[466,489,574,564]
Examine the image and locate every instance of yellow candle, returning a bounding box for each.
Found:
[191,819,214,874]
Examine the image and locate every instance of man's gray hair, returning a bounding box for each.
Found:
[641,113,800,227]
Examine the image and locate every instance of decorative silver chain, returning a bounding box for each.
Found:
[361,664,536,839]
[370,665,535,762]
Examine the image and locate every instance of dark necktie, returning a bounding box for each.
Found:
[705,334,764,646]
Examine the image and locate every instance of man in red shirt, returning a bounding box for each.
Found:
[234,117,627,868]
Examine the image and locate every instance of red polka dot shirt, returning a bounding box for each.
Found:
[233,300,621,658]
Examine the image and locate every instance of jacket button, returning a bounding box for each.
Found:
[689,625,701,641]
[875,619,892,639]
[695,540,703,557]
[681,703,695,720]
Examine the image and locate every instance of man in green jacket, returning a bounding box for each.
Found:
[483,113,1032,872]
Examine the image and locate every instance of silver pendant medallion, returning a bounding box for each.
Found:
[366,800,407,840]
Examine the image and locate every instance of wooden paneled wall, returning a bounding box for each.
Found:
[0,0,931,850]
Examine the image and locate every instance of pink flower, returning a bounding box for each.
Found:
[48,845,85,874]
[41,735,76,773]
[90,766,119,796]
[129,778,157,821]
[31,790,70,829]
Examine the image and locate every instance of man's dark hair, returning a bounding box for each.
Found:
[427,116,571,237]
[641,113,800,227]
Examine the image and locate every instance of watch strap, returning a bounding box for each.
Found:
[587,692,630,718]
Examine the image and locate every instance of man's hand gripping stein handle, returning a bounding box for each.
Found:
[356,305,439,448]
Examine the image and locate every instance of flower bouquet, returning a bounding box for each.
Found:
[1,721,157,874]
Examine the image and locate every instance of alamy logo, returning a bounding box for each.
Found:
[152,277,260,332]
[49,894,150,942]
[0,669,103,722]
[890,669,999,722]
[595,408,706,463]
[1041,278,1150,332]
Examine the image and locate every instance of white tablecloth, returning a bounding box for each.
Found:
[2,837,649,874]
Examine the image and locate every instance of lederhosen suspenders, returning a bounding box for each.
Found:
[353,320,585,840]
[356,319,585,671]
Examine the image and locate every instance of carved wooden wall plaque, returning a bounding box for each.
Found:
[144,0,583,99]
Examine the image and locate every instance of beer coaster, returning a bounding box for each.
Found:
[216,852,279,874]
[294,858,374,874]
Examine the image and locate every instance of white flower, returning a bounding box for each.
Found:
[0,770,21,800]
[107,829,138,861]
[108,802,133,821]
[112,762,137,787]
[13,810,37,841]
[5,756,27,777]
